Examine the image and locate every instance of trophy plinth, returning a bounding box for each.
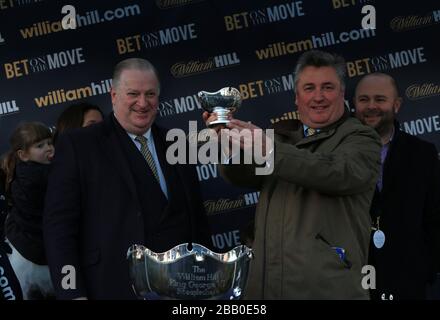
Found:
[127,243,253,300]
[197,87,242,126]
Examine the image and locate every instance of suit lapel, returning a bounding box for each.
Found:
[151,125,175,225]
[151,125,173,199]
[152,125,194,227]
[381,127,405,195]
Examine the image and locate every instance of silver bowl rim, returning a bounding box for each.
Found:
[127,243,252,264]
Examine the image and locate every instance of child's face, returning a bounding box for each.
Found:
[19,138,54,164]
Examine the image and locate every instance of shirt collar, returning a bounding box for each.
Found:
[127,128,152,143]
[388,126,395,144]
[303,124,320,136]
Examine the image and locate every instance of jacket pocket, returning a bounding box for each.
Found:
[80,248,101,268]
[315,233,352,270]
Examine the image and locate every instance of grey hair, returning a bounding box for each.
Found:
[112,58,161,93]
[293,50,346,92]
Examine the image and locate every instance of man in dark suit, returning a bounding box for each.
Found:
[43,58,211,300]
[354,72,440,300]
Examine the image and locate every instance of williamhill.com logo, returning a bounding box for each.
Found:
[18,4,141,39]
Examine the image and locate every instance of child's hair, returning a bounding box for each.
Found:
[0,122,52,193]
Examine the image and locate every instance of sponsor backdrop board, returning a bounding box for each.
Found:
[0,0,439,251]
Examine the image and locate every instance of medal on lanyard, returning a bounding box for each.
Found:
[372,216,385,249]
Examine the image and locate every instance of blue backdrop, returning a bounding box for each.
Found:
[1,0,439,251]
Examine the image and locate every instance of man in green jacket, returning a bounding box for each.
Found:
[204,50,381,299]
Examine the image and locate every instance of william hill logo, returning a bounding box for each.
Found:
[0,100,20,116]
[204,192,260,216]
[270,111,300,124]
[390,10,440,31]
[204,198,244,216]
[406,83,440,100]
[155,0,204,9]
[170,52,240,78]
[34,79,112,107]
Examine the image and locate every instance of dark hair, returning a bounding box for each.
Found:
[1,122,52,192]
[294,50,346,92]
[54,102,103,142]
[112,58,160,93]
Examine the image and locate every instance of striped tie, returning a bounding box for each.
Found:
[135,136,160,184]
[306,127,316,137]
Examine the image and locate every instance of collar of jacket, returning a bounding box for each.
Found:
[391,120,402,141]
[272,107,351,146]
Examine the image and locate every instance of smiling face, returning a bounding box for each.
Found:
[354,74,401,137]
[111,69,160,135]
[295,66,345,128]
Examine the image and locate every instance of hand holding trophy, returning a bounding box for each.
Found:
[198,87,242,127]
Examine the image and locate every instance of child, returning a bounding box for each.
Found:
[1,122,55,299]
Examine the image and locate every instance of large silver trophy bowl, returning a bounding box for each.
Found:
[127,243,253,300]
[197,87,242,126]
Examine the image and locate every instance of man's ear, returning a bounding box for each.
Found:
[110,87,117,106]
[17,150,29,162]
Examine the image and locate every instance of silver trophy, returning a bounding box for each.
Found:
[198,87,242,126]
[127,243,253,300]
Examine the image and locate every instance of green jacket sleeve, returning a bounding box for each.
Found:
[273,127,381,196]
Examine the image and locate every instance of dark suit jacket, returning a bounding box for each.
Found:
[369,124,440,300]
[0,169,7,239]
[44,114,211,300]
